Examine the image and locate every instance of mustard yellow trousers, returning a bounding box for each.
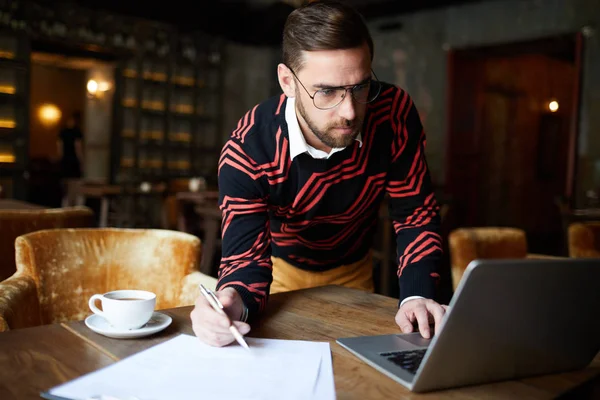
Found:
[270,252,375,294]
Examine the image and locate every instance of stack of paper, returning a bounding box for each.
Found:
[43,334,336,400]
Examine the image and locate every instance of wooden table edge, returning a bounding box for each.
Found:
[60,322,120,361]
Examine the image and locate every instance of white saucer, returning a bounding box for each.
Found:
[85,312,172,339]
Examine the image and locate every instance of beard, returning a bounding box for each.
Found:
[296,95,362,149]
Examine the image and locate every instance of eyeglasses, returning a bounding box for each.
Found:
[288,67,382,110]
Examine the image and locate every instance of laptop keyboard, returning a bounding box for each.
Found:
[380,349,427,374]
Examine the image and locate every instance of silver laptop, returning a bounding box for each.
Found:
[337,258,600,392]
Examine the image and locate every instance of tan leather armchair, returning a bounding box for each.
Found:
[448,226,564,291]
[0,228,217,332]
[0,206,94,282]
[568,222,600,258]
[448,227,528,291]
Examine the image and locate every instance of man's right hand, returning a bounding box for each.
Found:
[190,287,251,347]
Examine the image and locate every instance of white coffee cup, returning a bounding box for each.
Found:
[88,289,156,330]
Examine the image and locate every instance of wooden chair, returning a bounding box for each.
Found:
[0,228,217,331]
[0,206,94,281]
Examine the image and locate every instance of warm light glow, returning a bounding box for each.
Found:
[173,104,194,114]
[0,86,16,94]
[548,100,559,112]
[148,159,163,168]
[122,98,136,107]
[0,51,15,59]
[98,81,110,92]
[121,158,134,167]
[140,131,164,140]
[0,153,15,163]
[169,132,192,142]
[38,104,62,126]
[0,120,16,128]
[142,101,165,111]
[167,160,191,170]
[123,69,137,78]
[86,79,111,98]
[87,79,98,95]
[173,76,194,86]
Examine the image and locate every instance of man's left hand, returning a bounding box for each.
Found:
[395,298,448,339]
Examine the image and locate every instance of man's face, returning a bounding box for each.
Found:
[293,43,372,150]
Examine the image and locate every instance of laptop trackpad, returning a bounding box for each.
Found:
[397,333,432,348]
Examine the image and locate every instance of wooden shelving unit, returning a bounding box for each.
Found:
[0,2,226,201]
[0,29,29,200]
[111,31,224,187]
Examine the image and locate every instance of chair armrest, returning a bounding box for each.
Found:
[178,271,218,307]
[0,273,41,332]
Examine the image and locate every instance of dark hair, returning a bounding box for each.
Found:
[282,0,374,72]
[71,111,81,124]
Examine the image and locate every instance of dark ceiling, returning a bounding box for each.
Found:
[74,0,485,46]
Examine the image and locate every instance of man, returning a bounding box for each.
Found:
[191,0,447,346]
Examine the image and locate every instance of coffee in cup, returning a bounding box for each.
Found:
[88,289,156,330]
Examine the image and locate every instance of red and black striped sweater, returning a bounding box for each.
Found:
[216,82,442,321]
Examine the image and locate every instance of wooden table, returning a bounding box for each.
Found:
[0,286,598,399]
[73,184,122,227]
[0,199,45,210]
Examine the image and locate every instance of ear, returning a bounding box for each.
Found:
[277,63,296,98]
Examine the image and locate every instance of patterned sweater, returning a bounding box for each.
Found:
[216,83,442,321]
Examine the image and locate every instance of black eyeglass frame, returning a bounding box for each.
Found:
[287,66,382,110]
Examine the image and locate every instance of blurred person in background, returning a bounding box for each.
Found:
[57,110,84,179]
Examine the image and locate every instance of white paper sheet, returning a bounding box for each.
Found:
[46,334,336,400]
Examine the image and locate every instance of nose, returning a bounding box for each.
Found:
[337,90,356,122]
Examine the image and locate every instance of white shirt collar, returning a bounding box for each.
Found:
[285,96,362,160]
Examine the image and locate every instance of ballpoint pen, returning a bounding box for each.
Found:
[198,284,250,351]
